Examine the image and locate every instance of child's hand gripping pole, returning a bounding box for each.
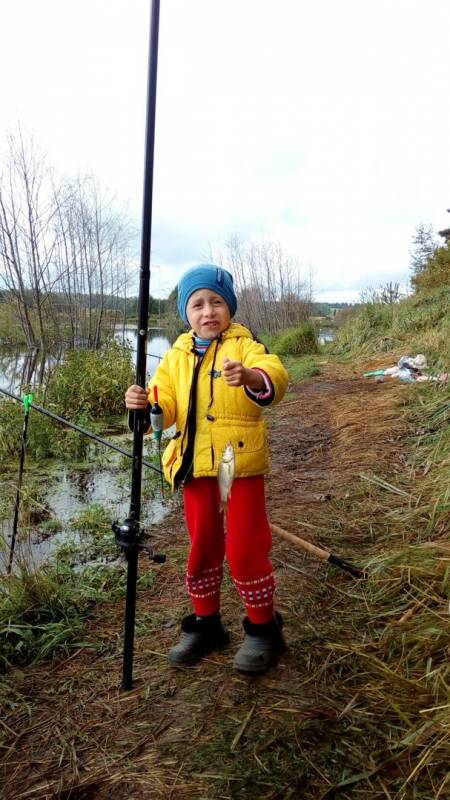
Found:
[150,386,164,496]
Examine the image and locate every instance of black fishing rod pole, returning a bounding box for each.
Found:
[7,394,32,575]
[112,0,164,691]
[0,386,163,475]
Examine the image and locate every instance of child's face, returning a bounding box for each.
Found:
[186,289,231,339]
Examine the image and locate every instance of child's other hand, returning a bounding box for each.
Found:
[125,384,149,410]
[222,358,264,391]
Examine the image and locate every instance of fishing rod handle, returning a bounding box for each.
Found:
[270,523,330,561]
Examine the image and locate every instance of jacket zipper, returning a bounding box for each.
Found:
[173,341,215,486]
[179,354,201,458]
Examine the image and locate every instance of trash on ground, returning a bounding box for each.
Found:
[363,354,449,384]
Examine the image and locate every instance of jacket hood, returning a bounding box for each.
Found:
[172,322,254,353]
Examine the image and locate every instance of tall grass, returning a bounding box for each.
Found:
[0,565,102,670]
[0,513,157,671]
[303,287,450,794]
[334,286,450,364]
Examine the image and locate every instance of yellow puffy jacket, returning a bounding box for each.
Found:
[148,322,288,489]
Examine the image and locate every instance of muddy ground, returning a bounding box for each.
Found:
[0,360,411,799]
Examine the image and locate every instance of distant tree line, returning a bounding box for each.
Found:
[311,302,354,317]
[110,293,168,317]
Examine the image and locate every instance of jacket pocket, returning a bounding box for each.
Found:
[161,437,179,470]
[211,424,268,474]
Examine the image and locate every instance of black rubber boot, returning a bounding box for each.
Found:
[233,612,286,675]
[168,613,230,667]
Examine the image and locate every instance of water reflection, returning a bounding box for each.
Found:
[114,327,172,381]
[0,349,63,394]
[0,329,172,393]
[0,462,170,573]
[318,328,336,345]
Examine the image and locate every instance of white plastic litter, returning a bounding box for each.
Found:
[364,354,448,384]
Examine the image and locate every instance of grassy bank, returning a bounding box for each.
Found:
[315,286,450,796]
[0,502,160,672]
[333,285,450,366]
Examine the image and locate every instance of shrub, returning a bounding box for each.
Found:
[412,245,450,291]
[0,340,133,462]
[44,340,134,418]
[273,323,318,356]
[285,355,320,382]
[0,400,90,462]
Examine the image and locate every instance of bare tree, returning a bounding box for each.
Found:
[360,281,404,304]
[0,129,134,354]
[0,130,63,350]
[212,235,312,334]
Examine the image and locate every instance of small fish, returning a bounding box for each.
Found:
[218,442,235,513]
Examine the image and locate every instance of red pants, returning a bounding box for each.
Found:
[183,476,275,624]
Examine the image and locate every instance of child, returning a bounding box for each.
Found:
[125,264,288,674]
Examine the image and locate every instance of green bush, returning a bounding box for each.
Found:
[0,340,134,462]
[0,400,91,462]
[412,244,450,291]
[44,339,134,418]
[273,323,318,356]
[285,355,320,382]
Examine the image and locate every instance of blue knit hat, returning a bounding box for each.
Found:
[177,264,237,324]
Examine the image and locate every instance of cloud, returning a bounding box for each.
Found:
[1,0,449,302]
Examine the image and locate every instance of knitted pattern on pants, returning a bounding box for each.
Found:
[183,476,275,624]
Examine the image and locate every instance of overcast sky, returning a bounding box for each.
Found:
[1,0,449,301]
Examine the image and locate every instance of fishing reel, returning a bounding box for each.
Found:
[112,517,166,563]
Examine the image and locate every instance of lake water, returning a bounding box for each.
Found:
[0,459,169,574]
[0,325,337,393]
[318,328,336,345]
[0,328,173,573]
[114,327,172,382]
[0,328,172,394]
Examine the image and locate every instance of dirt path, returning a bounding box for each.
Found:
[0,362,410,800]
